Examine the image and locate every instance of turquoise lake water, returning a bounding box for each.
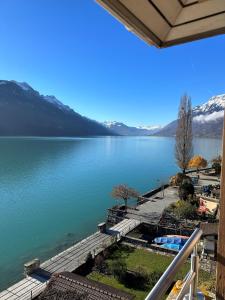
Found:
[0,136,222,290]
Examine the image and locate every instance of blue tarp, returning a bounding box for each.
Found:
[161,243,183,251]
[154,236,187,245]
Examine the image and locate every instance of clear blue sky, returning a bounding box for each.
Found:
[0,0,225,126]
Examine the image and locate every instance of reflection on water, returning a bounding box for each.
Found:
[0,136,221,290]
[0,138,86,181]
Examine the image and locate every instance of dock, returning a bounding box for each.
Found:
[0,276,46,300]
[0,219,140,300]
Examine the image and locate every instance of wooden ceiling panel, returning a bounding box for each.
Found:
[120,0,170,40]
[165,13,225,46]
[151,0,182,25]
[175,0,225,25]
[182,0,198,5]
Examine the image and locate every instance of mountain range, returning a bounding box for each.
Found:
[0,80,223,138]
[0,80,113,137]
[102,121,161,136]
[155,94,225,138]
[102,94,225,138]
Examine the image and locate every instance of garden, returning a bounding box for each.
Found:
[84,244,212,300]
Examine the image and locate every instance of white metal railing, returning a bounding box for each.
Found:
[145,228,202,300]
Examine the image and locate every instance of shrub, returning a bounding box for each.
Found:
[94,254,107,273]
[212,155,222,175]
[163,202,177,216]
[148,270,162,288]
[170,173,192,186]
[212,162,221,175]
[173,200,197,220]
[102,248,110,259]
[189,194,200,208]
[122,267,150,290]
[122,268,162,290]
[109,258,127,281]
[133,266,149,287]
[188,155,207,171]
[179,181,195,200]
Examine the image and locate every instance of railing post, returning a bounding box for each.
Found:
[189,245,199,300]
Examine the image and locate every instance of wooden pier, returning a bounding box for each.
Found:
[109,218,140,237]
[0,276,46,300]
[0,218,140,300]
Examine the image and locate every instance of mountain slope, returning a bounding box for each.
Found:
[155,94,225,138]
[103,121,161,136]
[0,80,113,137]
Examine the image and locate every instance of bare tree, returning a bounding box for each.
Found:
[111,184,139,209]
[175,94,193,174]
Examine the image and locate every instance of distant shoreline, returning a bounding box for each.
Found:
[0,135,222,140]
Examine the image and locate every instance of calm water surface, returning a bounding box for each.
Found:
[0,136,221,290]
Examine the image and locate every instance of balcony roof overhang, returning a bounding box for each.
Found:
[96,0,225,48]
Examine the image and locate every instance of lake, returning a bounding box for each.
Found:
[0,136,221,290]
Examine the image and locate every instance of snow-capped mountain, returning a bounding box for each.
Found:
[193,94,225,123]
[4,80,72,112]
[104,121,123,127]
[103,121,162,136]
[193,94,225,115]
[154,94,225,138]
[137,125,162,131]
[0,80,113,137]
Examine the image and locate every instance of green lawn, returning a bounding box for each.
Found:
[87,245,212,300]
[88,272,147,300]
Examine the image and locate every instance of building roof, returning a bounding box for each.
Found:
[39,272,134,300]
[96,0,225,48]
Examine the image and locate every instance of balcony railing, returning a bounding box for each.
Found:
[145,228,202,300]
